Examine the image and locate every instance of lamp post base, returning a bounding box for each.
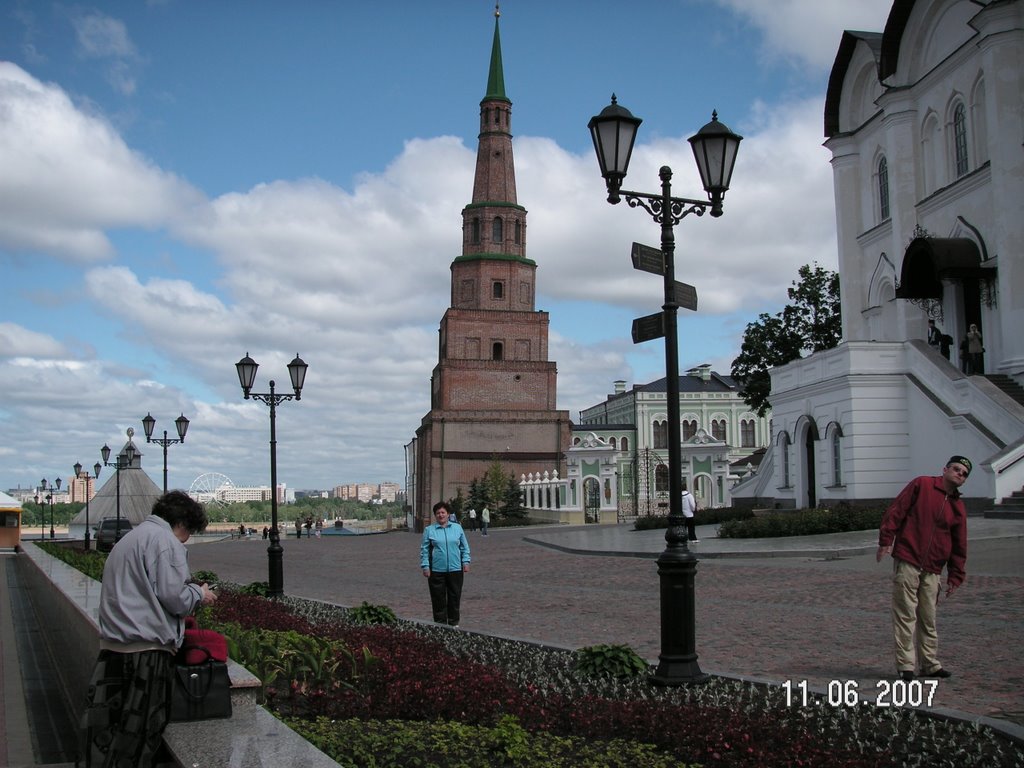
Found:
[650,527,709,686]
[267,541,284,598]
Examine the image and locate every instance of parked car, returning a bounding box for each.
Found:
[95,518,133,552]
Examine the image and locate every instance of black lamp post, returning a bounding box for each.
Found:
[101,429,137,546]
[40,477,61,539]
[73,461,102,549]
[589,96,741,685]
[235,352,308,598]
[142,412,190,494]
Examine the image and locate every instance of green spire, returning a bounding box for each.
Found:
[484,8,506,101]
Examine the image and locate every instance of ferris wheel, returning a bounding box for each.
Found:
[189,473,235,507]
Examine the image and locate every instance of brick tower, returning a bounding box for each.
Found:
[410,9,570,528]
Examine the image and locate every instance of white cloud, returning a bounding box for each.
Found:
[712,0,893,70]
[0,60,843,489]
[0,64,201,261]
[70,10,140,95]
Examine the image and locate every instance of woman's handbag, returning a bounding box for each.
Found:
[169,627,232,722]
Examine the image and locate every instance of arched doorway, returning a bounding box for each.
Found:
[801,420,820,509]
[583,477,601,523]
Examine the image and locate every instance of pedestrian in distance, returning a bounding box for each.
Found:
[876,456,970,682]
[480,506,490,535]
[938,333,952,360]
[467,507,477,532]
[966,323,984,375]
[81,491,216,768]
[295,518,302,538]
[926,319,941,350]
[680,479,699,543]
[420,501,471,626]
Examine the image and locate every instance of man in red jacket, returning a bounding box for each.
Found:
[877,456,970,682]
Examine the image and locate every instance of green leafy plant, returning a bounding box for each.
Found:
[347,601,397,625]
[574,643,649,679]
[239,581,271,596]
[191,569,219,585]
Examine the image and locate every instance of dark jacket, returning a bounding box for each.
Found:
[879,476,967,587]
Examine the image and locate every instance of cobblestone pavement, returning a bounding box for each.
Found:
[187,527,1024,726]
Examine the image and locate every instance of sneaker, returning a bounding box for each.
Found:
[921,668,951,678]
[899,670,915,682]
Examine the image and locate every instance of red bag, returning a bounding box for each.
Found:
[180,628,228,665]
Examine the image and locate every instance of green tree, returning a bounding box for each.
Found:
[470,459,526,521]
[731,263,841,416]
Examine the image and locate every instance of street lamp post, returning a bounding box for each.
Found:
[40,477,61,539]
[589,96,741,685]
[73,461,103,549]
[142,412,190,494]
[101,429,137,546]
[235,353,308,598]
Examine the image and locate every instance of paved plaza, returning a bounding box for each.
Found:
[187,519,1024,727]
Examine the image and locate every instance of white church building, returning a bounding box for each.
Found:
[733,0,1024,511]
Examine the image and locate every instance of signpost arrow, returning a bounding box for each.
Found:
[674,281,698,312]
[631,312,665,344]
[631,242,664,275]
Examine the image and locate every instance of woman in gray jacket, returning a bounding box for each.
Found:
[82,491,216,767]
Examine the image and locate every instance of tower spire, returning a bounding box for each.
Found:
[485,4,506,101]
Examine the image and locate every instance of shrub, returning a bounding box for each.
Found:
[191,569,219,585]
[239,581,271,596]
[575,643,649,679]
[718,505,884,539]
[347,601,397,625]
[36,541,107,581]
[634,507,754,531]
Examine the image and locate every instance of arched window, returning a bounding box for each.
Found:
[831,428,843,486]
[741,419,755,448]
[620,437,628,452]
[655,464,669,494]
[653,420,668,449]
[712,419,726,441]
[609,437,617,449]
[492,281,504,299]
[781,433,792,487]
[471,217,480,244]
[878,156,890,221]
[682,419,697,440]
[953,103,969,178]
[492,342,503,361]
[514,220,522,244]
[492,217,503,244]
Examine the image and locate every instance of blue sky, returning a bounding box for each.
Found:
[0,0,893,493]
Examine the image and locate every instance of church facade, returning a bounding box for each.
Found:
[733,0,1024,510]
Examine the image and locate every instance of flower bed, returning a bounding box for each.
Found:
[202,588,1024,768]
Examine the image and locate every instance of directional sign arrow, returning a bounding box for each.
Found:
[631,242,664,276]
[631,312,665,344]
[674,281,698,311]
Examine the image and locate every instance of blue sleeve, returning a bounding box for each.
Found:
[460,527,471,564]
[420,527,432,569]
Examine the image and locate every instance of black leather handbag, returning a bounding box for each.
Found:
[169,648,232,722]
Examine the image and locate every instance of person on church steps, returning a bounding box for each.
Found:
[420,501,471,626]
[876,456,969,682]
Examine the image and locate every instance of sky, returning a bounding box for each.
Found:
[0,0,895,494]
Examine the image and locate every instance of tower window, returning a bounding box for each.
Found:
[492,217,503,244]
[514,220,521,244]
[471,217,480,244]
[492,281,504,299]
[492,342,503,360]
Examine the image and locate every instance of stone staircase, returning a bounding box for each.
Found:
[983,374,1024,408]
[985,485,1024,520]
